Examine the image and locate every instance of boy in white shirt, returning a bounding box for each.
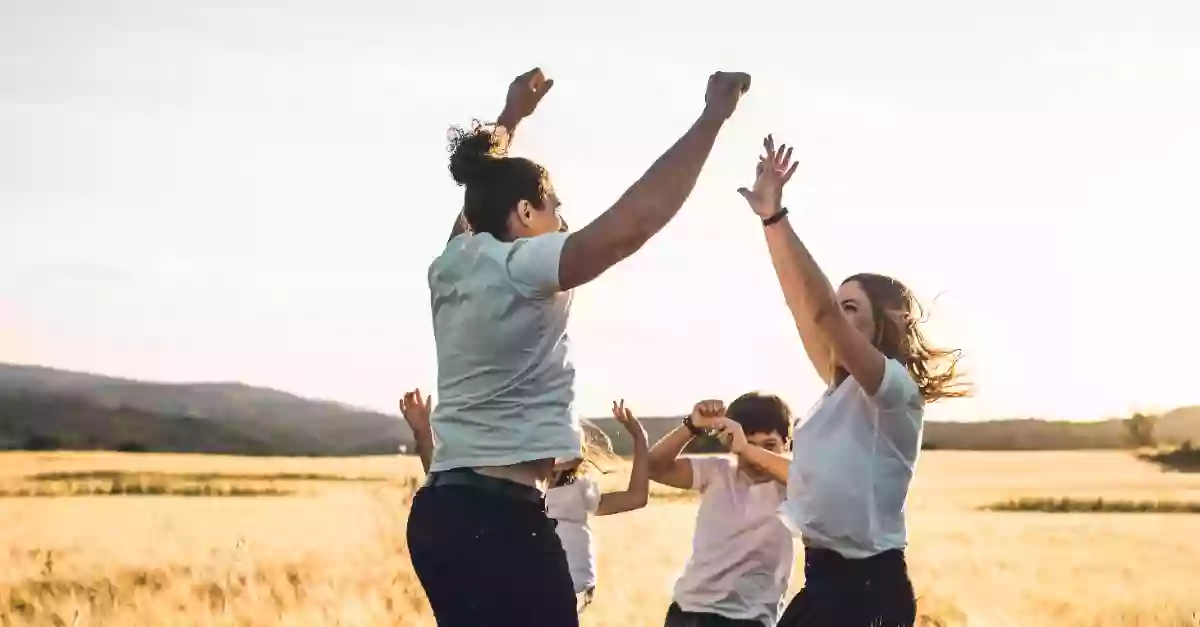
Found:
[647,393,794,627]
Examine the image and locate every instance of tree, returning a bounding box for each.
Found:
[24,434,62,451]
[116,440,148,453]
[1125,412,1157,448]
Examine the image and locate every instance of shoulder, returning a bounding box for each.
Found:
[690,455,737,490]
[870,358,923,411]
[429,233,518,288]
[504,232,571,297]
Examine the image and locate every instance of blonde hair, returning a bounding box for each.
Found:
[556,420,616,486]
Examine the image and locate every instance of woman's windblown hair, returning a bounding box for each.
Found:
[843,273,969,403]
[446,120,548,239]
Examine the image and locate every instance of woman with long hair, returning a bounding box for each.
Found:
[405,67,751,627]
[733,136,967,627]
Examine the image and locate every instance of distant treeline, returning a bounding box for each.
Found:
[587,407,1200,457]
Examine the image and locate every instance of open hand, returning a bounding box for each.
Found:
[689,399,726,432]
[712,417,749,454]
[612,399,647,441]
[504,67,555,120]
[702,71,752,121]
[737,135,798,218]
[399,389,433,434]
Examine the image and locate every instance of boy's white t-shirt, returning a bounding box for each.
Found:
[780,358,924,558]
[545,475,601,593]
[673,456,793,627]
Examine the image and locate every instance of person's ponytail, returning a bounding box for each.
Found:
[447,120,504,187]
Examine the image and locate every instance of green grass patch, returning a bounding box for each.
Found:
[0,481,293,498]
[28,470,386,483]
[984,496,1200,514]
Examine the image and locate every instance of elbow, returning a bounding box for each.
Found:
[811,297,840,326]
[630,490,649,510]
[810,298,841,334]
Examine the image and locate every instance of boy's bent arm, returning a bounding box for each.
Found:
[647,424,696,490]
[735,445,789,485]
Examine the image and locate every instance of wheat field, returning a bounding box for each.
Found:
[1,451,1198,627]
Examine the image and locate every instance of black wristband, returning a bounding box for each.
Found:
[762,207,789,227]
[682,414,707,438]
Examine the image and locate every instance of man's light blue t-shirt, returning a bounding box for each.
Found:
[426,231,582,472]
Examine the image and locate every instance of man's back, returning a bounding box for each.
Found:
[426,231,580,472]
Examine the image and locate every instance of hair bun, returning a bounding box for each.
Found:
[447,120,505,186]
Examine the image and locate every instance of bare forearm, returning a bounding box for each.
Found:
[411,428,434,474]
[736,445,790,485]
[626,433,650,500]
[763,216,840,333]
[597,432,649,515]
[648,424,694,473]
[559,114,725,289]
[495,107,523,152]
[607,114,723,238]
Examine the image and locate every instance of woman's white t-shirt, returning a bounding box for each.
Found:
[779,358,924,558]
[545,475,601,593]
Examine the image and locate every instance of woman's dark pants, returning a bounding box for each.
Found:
[776,547,917,627]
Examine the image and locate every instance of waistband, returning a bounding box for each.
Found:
[423,468,545,505]
[803,547,907,575]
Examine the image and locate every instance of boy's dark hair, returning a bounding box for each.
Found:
[727,392,791,442]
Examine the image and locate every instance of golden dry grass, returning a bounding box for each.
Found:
[1,451,1198,626]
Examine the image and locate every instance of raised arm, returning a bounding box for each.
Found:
[556,71,751,291]
[446,68,554,243]
[647,400,724,490]
[738,137,887,395]
[596,400,650,515]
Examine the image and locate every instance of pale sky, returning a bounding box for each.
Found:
[2,0,1198,422]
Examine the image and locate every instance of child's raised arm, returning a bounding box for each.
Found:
[596,400,650,516]
[399,389,434,474]
[647,400,725,489]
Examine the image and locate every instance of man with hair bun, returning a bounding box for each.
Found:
[406,67,752,627]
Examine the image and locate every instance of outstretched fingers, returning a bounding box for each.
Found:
[782,160,799,184]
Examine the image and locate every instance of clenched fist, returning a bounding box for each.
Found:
[504,67,555,120]
[703,71,752,121]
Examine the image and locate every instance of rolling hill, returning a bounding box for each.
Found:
[0,363,412,456]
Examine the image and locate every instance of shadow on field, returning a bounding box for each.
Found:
[0,470,402,498]
[983,496,1200,513]
[0,482,294,498]
[28,471,389,483]
[1139,442,1200,473]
